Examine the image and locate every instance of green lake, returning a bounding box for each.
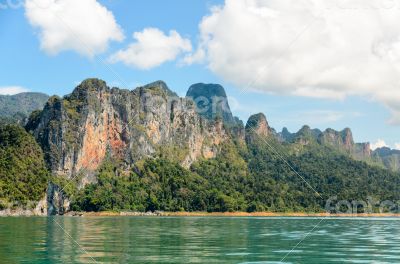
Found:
[0,217,399,263]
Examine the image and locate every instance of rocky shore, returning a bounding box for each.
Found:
[2,209,400,217]
[0,208,45,216]
[60,211,400,217]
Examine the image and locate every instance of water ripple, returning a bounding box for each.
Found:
[0,217,399,263]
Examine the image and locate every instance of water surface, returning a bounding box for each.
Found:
[1,217,400,263]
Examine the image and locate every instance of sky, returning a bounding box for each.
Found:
[1,0,400,149]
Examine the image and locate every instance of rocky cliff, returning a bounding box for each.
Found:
[28,79,227,185]
[186,83,235,124]
[186,83,245,140]
[245,113,275,144]
[318,128,371,159]
[14,77,399,215]
[319,128,354,151]
[277,126,371,160]
[372,147,400,171]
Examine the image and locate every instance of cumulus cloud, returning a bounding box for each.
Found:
[25,0,124,57]
[395,143,400,150]
[0,86,29,95]
[371,139,388,150]
[109,28,192,70]
[187,0,400,123]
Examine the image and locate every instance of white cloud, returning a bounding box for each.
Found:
[187,0,400,124]
[371,139,388,150]
[109,28,192,70]
[25,0,124,57]
[0,86,29,95]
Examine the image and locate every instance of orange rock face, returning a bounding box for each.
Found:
[77,114,106,171]
[77,109,127,172]
[32,78,227,184]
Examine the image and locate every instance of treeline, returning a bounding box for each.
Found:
[1,122,400,213]
[0,124,49,208]
[72,143,252,212]
[71,138,400,213]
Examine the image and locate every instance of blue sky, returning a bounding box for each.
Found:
[1,0,399,148]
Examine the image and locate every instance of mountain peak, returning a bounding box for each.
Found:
[278,127,294,142]
[142,80,177,97]
[186,83,227,98]
[186,83,236,125]
[299,125,311,132]
[319,127,354,151]
[245,113,269,137]
[297,125,321,137]
[79,78,108,90]
[341,127,353,142]
[71,78,109,99]
[374,146,400,156]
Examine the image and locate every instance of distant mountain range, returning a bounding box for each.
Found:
[1,79,400,215]
[0,92,49,124]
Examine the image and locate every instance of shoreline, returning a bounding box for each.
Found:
[2,210,400,217]
[65,211,400,217]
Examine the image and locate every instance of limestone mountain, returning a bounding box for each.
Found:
[186,83,245,139]
[143,80,178,97]
[245,113,275,144]
[278,126,372,161]
[2,77,400,215]
[27,79,227,185]
[372,147,400,171]
[186,83,236,125]
[23,79,396,181]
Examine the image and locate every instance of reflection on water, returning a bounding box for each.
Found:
[0,217,400,263]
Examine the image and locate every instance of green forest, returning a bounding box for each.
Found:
[1,121,400,213]
[0,124,48,209]
[71,137,400,213]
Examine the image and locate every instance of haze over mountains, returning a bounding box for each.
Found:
[1,78,400,215]
[0,92,49,123]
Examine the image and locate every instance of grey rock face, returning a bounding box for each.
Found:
[277,125,372,160]
[245,113,274,144]
[47,183,70,215]
[142,80,178,97]
[186,83,246,139]
[372,147,400,171]
[318,128,354,151]
[28,79,227,185]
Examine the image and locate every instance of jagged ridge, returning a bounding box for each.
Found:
[28,78,227,183]
[13,77,400,215]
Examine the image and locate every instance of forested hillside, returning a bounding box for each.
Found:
[0,92,49,124]
[0,124,48,209]
[1,79,399,215]
[69,135,400,213]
